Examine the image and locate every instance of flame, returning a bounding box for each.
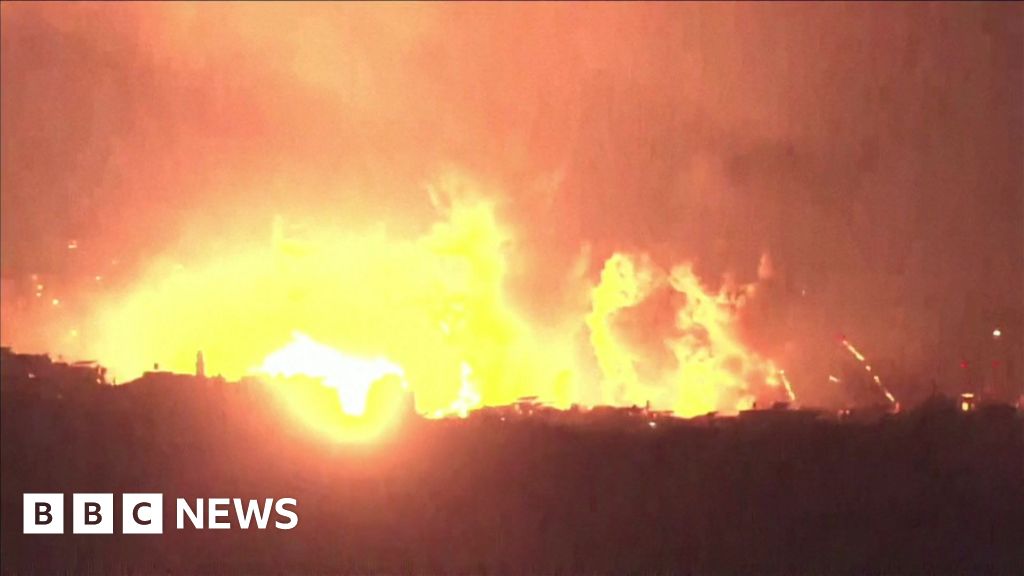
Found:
[429,362,483,419]
[85,174,793,439]
[258,332,409,442]
[585,253,657,407]
[586,252,792,417]
[86,175,577,441]
[260,331,405,417]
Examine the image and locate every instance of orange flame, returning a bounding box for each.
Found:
[85,174,793,439]
[587,252,793,417]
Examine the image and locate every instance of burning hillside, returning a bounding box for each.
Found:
[67,174,794,440]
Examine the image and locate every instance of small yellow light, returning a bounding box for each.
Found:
[992,328,1001,338]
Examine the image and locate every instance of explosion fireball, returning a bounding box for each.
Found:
[81,175,793,441]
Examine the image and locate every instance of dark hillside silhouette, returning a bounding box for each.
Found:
[2,350,1022,575]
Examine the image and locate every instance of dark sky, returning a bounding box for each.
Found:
[1,2,1021,405]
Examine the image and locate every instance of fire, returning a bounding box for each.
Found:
[586,253,658,408]
[83,174,793,439]
[260,332,405,417]
[429,362,483,419]
[586,252,792,417]
[259,332,409,442]
[84,175,577,441]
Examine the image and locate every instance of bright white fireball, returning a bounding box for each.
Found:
[259,332,405,416]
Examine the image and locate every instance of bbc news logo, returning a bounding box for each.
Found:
[23,493,298,534]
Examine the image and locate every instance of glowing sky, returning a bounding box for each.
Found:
[1,2,1021,406]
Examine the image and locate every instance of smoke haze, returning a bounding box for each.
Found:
[2,2,1021,406]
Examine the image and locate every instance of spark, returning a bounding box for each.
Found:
[841,337,897,406]
[778,370,796,402]
[841,338,866,362]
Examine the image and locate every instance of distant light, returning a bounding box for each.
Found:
[67,239,78,250]
[960,393,975,412]
[94,275,103,282]
[960,360,969,369]
[51,298,60,307]
[992,328,1001,339]
[648,421,657,428]
[828,375,840,383]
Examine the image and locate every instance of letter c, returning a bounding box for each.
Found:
[133,502,152,525]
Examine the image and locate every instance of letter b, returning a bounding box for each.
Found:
[23,494,63,534]
[37,502,53,525]
[85,502,102,525]
[73,493,113,534]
